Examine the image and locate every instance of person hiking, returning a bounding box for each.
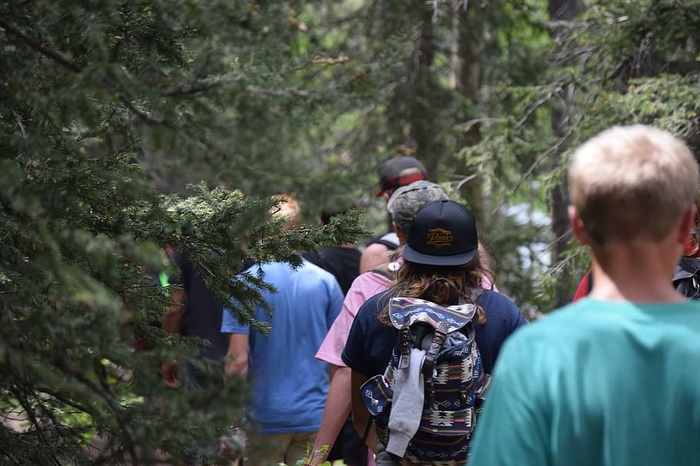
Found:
[469,125,700,466]
[360,157,430,274]
[573,188,700,302]
[306,180,450,466]
[222,195,344,466]
[302,205,364,466]
[343,199,526,464]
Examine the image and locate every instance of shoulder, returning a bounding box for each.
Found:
[361,242,390,258]
[301,258,343,288]
[479,289,517,306]
[349,270,392,292]
[356,290,392,322]
[479,290,524,318]
[299,258,332,277]
[498,299,610,348]
[367,232,400,250]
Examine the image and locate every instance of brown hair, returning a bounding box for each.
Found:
[378,255,491,326]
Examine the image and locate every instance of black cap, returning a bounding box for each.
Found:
[403,200,478,266]
[376,157,428,197]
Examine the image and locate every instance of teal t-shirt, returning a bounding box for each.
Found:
[470,298,700,466]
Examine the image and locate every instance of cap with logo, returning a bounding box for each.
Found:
[387,180,448,232]
[403,199,478,267]
[376,157,428,197]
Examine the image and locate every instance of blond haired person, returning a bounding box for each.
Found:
[470,125,700,466]
[223,195,344,466]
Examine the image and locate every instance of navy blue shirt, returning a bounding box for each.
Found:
[342,289,527,378]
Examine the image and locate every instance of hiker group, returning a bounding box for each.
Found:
[162,124,700,466]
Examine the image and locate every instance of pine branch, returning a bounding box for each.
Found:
[0,18,83,73]
[492,132,573,216]
[0,19,162,125]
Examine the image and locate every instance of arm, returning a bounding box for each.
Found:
[160,289,185,388]
[161,289,185,334]
[351,369,376,453]
[359,242,391,274]
[306,365,353,465]
[225,333,249,377]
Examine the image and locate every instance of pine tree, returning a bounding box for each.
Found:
[0,1,363,464]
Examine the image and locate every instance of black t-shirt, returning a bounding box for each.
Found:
[302,246,361,295]
[170,251,230,361]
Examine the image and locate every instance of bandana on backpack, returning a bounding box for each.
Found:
[361,296,490,465]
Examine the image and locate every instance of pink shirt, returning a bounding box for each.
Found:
[316,271,392,366]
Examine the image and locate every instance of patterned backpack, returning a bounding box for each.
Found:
[360,293,490,465]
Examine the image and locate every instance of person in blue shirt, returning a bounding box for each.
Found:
[221,195,345,466]
[342,199,526,462]
[470,125,700,466]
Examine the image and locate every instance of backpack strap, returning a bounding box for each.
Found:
[422,320,449,378]
[397,327,414,370]
[370,232,400,250]
[371,260,400,281]
[466,286,485,304]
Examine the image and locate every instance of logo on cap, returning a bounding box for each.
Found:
[425,228,453,248]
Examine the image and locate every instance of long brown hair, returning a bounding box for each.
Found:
[379,254,492,326]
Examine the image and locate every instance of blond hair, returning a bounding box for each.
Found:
[271,194,301,230]
[568,125,698,244]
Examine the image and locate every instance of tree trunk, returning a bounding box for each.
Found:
[450,0,484,219]
[548,0,582,307]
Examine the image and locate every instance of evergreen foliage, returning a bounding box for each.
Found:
[2,0,699,462]
[1,1,363,464]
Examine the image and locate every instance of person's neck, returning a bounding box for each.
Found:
[588,240,685,303]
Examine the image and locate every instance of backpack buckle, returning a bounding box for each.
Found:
[422,321,449,378]
[398,327,413,370]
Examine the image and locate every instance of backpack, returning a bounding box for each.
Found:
[360,292,490,465]
[673,256,700,300]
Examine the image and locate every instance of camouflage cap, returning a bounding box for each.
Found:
[387,180,448,232]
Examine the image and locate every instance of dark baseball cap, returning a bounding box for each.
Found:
[403,200,479,267]
[376,157,428,197]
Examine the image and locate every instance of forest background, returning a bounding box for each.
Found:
[1,0,699,464]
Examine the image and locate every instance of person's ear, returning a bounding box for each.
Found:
[392,220,407,242]
[677,205,696,245]
[568,205,590,245]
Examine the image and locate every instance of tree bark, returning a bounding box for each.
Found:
[450,0,485,219]
[548,0,582,307]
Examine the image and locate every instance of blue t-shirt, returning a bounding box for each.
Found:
[469,298,700,466]
[341,289,526,378]
[221,260,344,435]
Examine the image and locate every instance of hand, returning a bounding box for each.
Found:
[161,360,180,388]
